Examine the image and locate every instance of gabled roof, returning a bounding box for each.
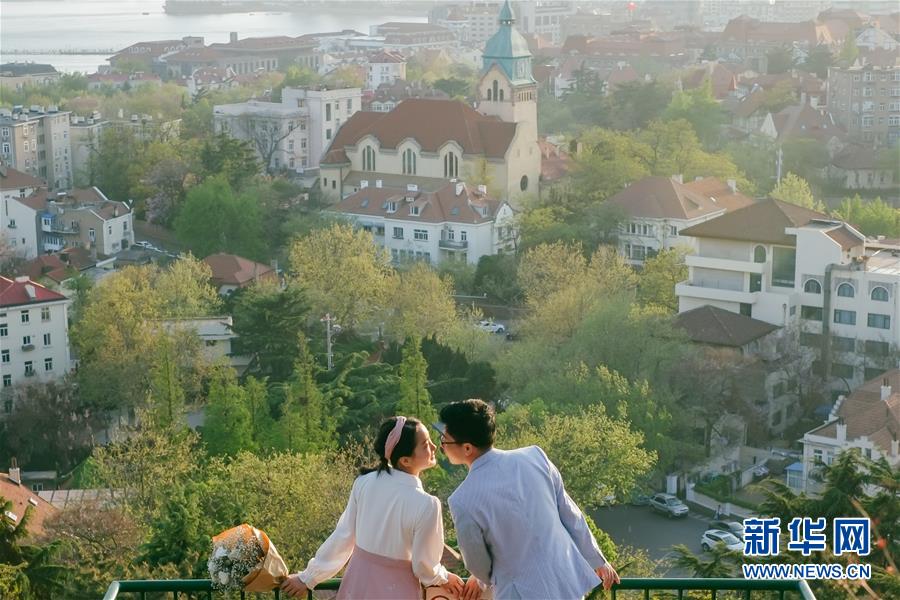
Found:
[0,164,43,191]
[726,88,767,118]
[0,472,57,538]
[20,255,71,284]
[164,47,226,63]
[202,253,274,287]
[369,50,406,64]
[721,16,834,46]
[683,177,756,213]
[831,144,881,170]
[676,305,779,347]
[606,176,725,221]
[682,63,737,99]
[806,369,900,458]
[0,275,68,308]
[770,103,841,142]
[680,197,829,245]
[324,99,517,159]
[333,180,504,225]
[0,63,58,76]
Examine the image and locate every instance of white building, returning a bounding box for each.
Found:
[330,180,515,266]
[0,107,72,191]
[367,51,407,89]
[0,275,73,414]
[281,87,361,171]
[1,165,44,260]
[516,1,576,45]
[676,198,900,390]
[158,316,252,375]
[855,27,899,51]
[799,370,900,494]
[607,175,754,266]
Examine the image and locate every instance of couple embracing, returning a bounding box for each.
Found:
[281,399,620,600]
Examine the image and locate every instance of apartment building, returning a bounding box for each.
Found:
[517,1,576,46]
[68,113,108,186]
[0,107,72,191]
[215,86,360,173]
[676,198,900,390]
[827,63,900,147]
[0,63,60,92]
[331,180,515,266]
[370,23,458,51]
[0,275,72,413]
[1,165,44,260]
[367,51,407,89]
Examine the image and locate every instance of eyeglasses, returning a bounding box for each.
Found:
[440,435,463,447]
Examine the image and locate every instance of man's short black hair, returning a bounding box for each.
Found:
[439,399,495,449]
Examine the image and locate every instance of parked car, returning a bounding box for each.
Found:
[701,529,743,552]
[477,320,506,334]
[710,520,745,540]
[752,464,770,477]
[649,493,689,518]
[134,241,154,249]
[629,493,651,506]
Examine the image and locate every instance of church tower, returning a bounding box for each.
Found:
[478,0,537,136]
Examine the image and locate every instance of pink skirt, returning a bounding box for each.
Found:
[336,545,423,600]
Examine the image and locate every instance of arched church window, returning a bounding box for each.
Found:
[402,148,417,175]
[444,152,458,178]
[492,80,499,101]
[499,89,504,101]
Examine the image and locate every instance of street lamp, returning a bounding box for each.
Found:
[320,313,341,370]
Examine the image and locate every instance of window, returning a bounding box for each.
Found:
[871,286,889,301]
[460,231,467,242]
[837,283,855,297]
[1,350,8,363]
[801,305,823,321]
[386,201,397,213]
[669,226,678,236]
[865,340,891,357]
[740,303,752,317]
[413,229,428,241]
[409,205,420,216]
[89,228,95,241]
[2,375,10,388]
[363,146,376,171]
[520,175,528,191]
[832,336,855,352]
[24,361,34,376]
[22,335,32,346]
[832,363,854,378]
[804,279,822,294]
[402,148,417,175]
[325,103,331,121]
[40,306,50,321]
[1,143,9,154]
[326,128,332,140]
[21,310,29,324]
[43,333,51,346]
[868,313,891,329]
[750,273,762,293]
[347,99,353,111]
[771,247,796,287]
[800,332,821,347]
[3,399,10,414]
[833,309,857,325]
[443,151,458,178]
[753,245,766,263]
[44,357,53,371]
[393,226,403,239]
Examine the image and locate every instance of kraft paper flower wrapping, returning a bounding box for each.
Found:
[209,524,289,592]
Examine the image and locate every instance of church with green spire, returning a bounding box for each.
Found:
[477,0,540,202]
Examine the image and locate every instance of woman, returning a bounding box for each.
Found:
[281,416,465,600]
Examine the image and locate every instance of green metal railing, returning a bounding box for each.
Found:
[104,577,816,600]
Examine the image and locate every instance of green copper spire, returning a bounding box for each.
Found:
[482,0,535,84]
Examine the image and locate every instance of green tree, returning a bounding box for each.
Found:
[395,338,438,424]
[766,47,795,74]
[609,80,672,130]
[637,248,688,313]
[202,367,255,457]
[94,127,140,200]
[473,253,522,304]
[771,172,823,210]
[231,282,310,382]
[838,35,859,65]
[517,241,588,307]
[139,484,209,576]
[782,138,830,185]
[832,196,900,237]
[663,79,726,148]
[670,544,740,577]
[570,128,651,203]
[276,336,339,453]
[174,176,267,260]
[0,499,66,599]
[199,133,259,189]
[288,223,396,328]
[802,45,834,79]
[389,262,458,340]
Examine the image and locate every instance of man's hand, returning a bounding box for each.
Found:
[280,574,309,598]
[440,573,465,597]
[595,563,620,591]
[461,576,483,600]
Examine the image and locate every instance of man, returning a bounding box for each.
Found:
[436,399,620,600]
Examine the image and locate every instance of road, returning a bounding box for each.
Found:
[591,505,713,575]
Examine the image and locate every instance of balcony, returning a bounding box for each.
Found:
[686,255,764,274]
[676,281,759,305]
[43,240,65,252]
[439,239,468,250]
[43,221,80,234]
[21,343,34,352]
[104,578,816,600]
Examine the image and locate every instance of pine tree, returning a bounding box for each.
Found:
[396,338,438,425]
[147,334,187,429]
[276,336,338,452]
[139,485,208,576]
[202,368,254,457]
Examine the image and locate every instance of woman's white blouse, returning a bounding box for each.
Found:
[298,470,450,588]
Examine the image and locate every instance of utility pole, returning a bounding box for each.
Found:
[321,313,334,370]
[776,145,784,184]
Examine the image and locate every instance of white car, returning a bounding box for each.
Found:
[477,320,506,334]
[710,520,745,541]
[701,529,743,552]
[134,241,154,249]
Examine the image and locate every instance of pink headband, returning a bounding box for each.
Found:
[384,416,407,463]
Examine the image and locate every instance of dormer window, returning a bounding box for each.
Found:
[409,205,420,216]
[386,201,397,213]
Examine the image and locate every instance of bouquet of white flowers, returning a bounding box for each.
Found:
[208,524,289,592]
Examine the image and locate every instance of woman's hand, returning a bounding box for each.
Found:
[596,563,621,591]
[280,574,309,598]
[461,576,483,600]
[439,572,465,597]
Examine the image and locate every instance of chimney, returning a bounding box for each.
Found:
[375,179,383,188]
[836,421,847,443]
[882,378,892,402]
[455,182,465,196]
[230,31,239,44]
[114,205,119,217]
[672,174,683,184]
[477,184,487,194]
[9,458,20,485]
[727,178,737,193]
[407,183,418,192]
[360,179,369,188]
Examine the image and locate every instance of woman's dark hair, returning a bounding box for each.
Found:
[359,416,422,476]
[439,399,495,449]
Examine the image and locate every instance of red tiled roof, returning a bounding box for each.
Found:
[607,176,725,220]
[680,197,829,245]
[683,177,756,213]
[0,472,57,538]
[0,275,68,308]
[682,63,737,99]
[369,50,406,64]
[20,255,70,284]
[324,99,517,160]
[721,16,834,46]
[202,253,274,287]
[539,140,571,182]
[164,47,226,63]
[676,305,779,347]
[334,180,503,225]
[771,103,841,142]
[0,165,44,191]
